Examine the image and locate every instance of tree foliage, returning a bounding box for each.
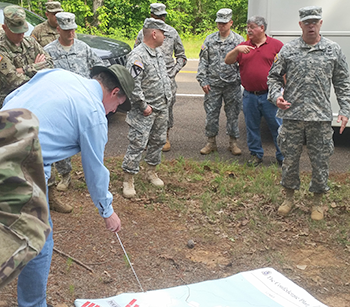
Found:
[13,0,248,39]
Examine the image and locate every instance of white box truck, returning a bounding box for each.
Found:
[248,0,350,126]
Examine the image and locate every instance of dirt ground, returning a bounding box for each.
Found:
[1,160,350,307]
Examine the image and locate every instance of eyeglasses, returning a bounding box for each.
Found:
[246,24,259,30]
[302,20,320,25]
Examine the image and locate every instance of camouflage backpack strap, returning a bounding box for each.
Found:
[0,108,51,289]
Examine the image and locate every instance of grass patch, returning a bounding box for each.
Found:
[71,155,350,249]
[181,36,205,59]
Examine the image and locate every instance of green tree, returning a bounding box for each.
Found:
[12,0,248,39]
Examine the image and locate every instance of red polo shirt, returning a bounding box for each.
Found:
[236,35,283,92]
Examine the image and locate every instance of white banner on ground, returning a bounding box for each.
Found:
[74,267,328,307]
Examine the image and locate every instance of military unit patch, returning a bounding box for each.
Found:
[130,60,143,78]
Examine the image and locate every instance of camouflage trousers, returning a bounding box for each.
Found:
[167,77,178,130]
[278,120,334,193]
[55,157,72,175]
[122,108,168,174]
[203,82,242,138]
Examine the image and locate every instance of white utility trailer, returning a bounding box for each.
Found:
[248,0,350,126]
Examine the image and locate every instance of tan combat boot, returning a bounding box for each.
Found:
[146,164,164,187]
[57,172,71,191]
[162,129,171,152]
[123,172,136,198]
[200,137,217,155]
[48,186,73,213]
[311,193,324,220]
[277,188,294,216]
[229,136,242,155]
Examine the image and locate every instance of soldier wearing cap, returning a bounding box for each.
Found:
[134,3,187,152]
[196,8,244,156]
[44,12,104,209]
[122,17,171,198]
[45,12,104,79]
[0,5,53,106]
[267,6,350,220]
[31,1,63,47]
[2,64,134,307]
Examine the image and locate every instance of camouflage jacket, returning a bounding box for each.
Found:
[31,20,59,47]
[0,35,53,105]
[268,36,350,121]
[0,108,50,290]
[126,42,171,114]
[134,24,187,78]
[44,38,104,78]
[196,31,244,87]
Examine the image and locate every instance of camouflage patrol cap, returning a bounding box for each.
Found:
[0,109,50,290]
[56,12,77,30]
[215,8,232,23]
[4,5,28,34]
[299,6,322,22]
[143,17,167,32]
[150,3,167,16]
[45,1,63,13]
[91,64,135,111]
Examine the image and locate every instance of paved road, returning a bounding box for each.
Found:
[106,60,350,173]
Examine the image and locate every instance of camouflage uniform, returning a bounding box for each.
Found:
[44,39,105,78]
[31,20,59,47]
[45,38,104,175]
[44,38,104,79]
[0,108,50,289]
[196,31,244,138]
[122,41,171,173]
[0,35,53,105]
[268,36,350,192]
[135,23,187,129]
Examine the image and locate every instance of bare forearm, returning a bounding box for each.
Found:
[225,48,239,64]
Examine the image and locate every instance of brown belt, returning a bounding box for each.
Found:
[248,90,268,95]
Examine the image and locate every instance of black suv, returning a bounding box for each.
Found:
[0,2,131,66]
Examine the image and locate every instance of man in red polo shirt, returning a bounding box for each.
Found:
[225,16,283,167]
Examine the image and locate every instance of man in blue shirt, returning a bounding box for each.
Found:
[1,64,134,307]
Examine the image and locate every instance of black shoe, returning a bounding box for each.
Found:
[247,155,263,167]
[47,305,53,307]
[276,159,283,167]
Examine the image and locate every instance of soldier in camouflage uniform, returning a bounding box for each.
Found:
[44,12,104,211]
[134,3,187,152]
[45,12,104,79]
[122,18,172,198]
[0,109,50,291]
[0,5,53,106]
[31,1,63,47]
[196,9,244,156]
[267,6,350,220]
